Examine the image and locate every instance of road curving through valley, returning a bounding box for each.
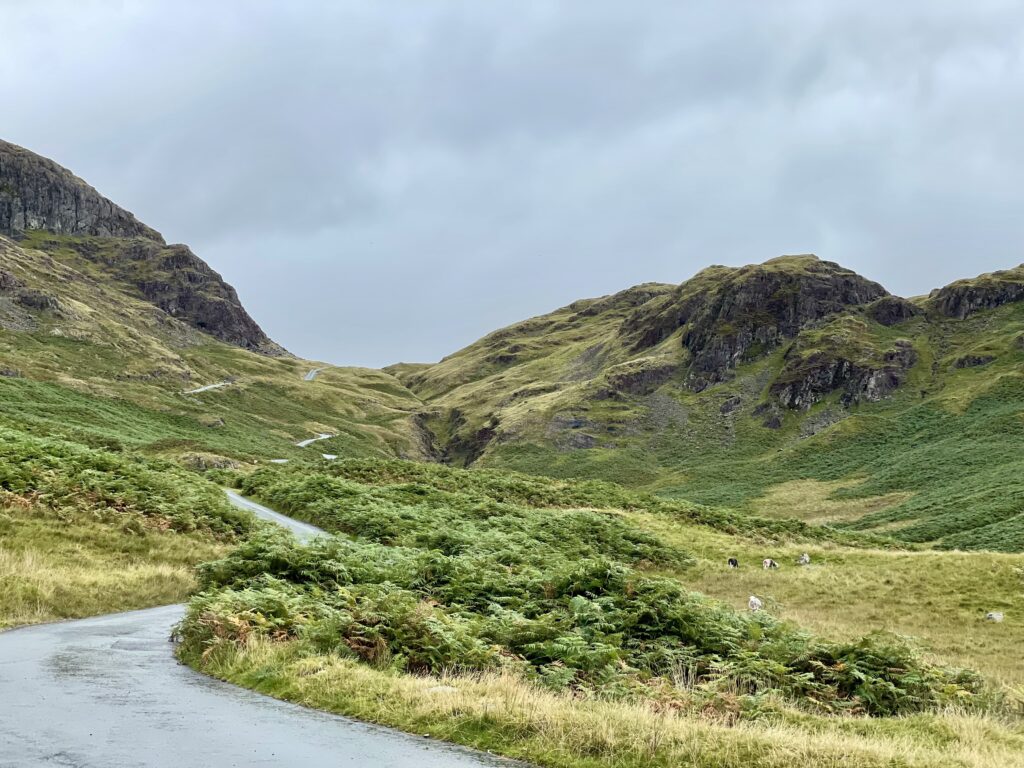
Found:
[0,493,520,768]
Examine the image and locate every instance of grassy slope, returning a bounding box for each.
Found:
[3,228,1023,764]
[189,642,1024,768]
[0,494,225,628]
[0,234,428,462]
[0,426,247,627]
[0,233,435,626]
[392,262,1024,551]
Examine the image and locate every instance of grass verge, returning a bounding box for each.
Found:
[184,638,1024,768]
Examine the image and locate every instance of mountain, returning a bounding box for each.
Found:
[0,140,428,462]
[391,255,1024,551]
[4,140,1024,768]
[4,139,1024,552]
[0,140,282,355]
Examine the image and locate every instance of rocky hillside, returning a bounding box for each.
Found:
[0,231,428,464]
[0,140,283,355]
[4,137,1024,552]
[0,142,428,464]
[390,254,1024,551]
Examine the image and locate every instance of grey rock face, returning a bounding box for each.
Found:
[0,269,24,291]
[928,267,1024,319]
[595,360,679,399]
[623,255,889,391]
[0,140,161,240]
[0,139,287,356]
[865,296,922,326]
[770,339,917,412]
[954,354,995,369]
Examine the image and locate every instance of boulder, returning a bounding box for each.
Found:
[865,296,922,326]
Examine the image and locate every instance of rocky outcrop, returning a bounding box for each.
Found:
[418,408,499,467]
[0,140,161,240]
[14,289,60,312]
[28,235,286,355]
[0,267,60,314]
[0,139,287,356]
[622,255,889,391]
[0,269,24,291]
[954,354,995,369]
[595,358,679,399]
[928,266,1024,319]
[769,339,917,413]
[865,296,922,326]
[575,283,675,318]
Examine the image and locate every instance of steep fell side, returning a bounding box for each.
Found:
[0,140,285,355]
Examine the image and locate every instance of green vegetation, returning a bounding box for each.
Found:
[182,462,990,718]
[6,232,1024,551]
[192,641,1024,768]
[388,264,1024,551]
[179,460,1024,768]
[5,207,1024,766]
[0,426,242,626]
[1,234,427,461]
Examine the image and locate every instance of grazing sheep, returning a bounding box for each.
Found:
[762,558,779,569]
[797,553,811,566]
[748,595,763,612]
[986,612,1004,623]
[727,557,739,568]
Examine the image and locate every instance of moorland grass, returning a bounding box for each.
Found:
[0,496,225,628]
[186,638,1024,768]
[0,426,246,627]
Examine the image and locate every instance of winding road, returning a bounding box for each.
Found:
[296,433,335,448]
[182,380,232,395]
[0,494,519,768]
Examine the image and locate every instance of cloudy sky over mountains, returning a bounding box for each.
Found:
[3,1,1023,365]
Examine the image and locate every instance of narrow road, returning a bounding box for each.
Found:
[296,432,334,448]
[303,367,328,381]
[183,380,232,395]
[0,494,518,768]
[225,489,324,541]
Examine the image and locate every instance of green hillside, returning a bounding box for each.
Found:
[390,257,1024,551]
[0,232,429,462]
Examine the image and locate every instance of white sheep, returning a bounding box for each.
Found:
[985,611,1004,623]
[748,595,763,612]
[762,558,779,569]
[797,553,811,566]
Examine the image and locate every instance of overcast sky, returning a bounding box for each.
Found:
[3,1,1023,366]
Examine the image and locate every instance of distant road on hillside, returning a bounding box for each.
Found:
[182,380,232,394]
[304,366,329,381]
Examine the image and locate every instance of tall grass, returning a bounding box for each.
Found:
[0,426,241,627]
[188,638,1024,768]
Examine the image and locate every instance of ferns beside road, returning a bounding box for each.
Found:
[0,426,243,626]
[180,464,990,718]
[235,458,896,548]
[0,427,252,536]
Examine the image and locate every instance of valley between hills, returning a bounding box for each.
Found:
[2,138,1024,767]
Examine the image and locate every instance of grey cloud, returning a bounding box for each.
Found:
[2,1,1023,365]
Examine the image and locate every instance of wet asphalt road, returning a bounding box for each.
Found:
[0,495,520,768]
[225,489,326,541]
